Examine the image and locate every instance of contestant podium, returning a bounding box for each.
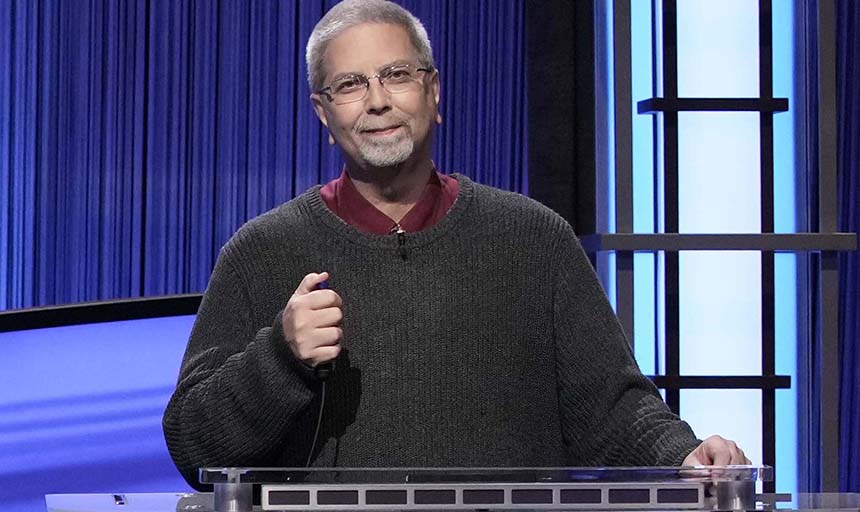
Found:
[44,467,860,512]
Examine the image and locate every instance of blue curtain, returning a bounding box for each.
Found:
[0,0,528,311]
[837,0,860,493]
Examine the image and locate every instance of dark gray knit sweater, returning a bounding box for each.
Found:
[163,175,700,490]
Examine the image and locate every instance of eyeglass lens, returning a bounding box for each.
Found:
[329,66,426,105]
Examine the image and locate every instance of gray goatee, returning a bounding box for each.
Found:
[354,115,414,167]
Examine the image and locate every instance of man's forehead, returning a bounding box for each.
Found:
[322,22,418,76]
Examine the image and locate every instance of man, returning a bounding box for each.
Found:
[163,0,747,491]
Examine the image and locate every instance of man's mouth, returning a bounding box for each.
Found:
[361,125,402,136]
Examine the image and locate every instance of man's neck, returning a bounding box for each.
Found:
[347,160,435,223]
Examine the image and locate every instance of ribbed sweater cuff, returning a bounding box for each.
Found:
[668,436,704,466]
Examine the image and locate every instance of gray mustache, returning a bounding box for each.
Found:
[353,115,409,133]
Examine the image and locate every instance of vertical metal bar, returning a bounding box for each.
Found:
[614,0,633,235]
[820,251,840,492]
[617,253,635,345]
[613,0,635,345]
[758,0,777,494]
[817,1,837,234]
[817,0,839,493]
[661,0,680,414]
[665,251,680,414]
[661,0,677,101]
[761,250,776,494]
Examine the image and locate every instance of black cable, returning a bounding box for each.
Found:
[305,381,326,467]
[307,278,333,466]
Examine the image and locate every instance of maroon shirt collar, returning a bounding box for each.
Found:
[320,169,459,235]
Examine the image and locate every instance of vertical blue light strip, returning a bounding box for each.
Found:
[772,0,798,495]
[631,0,656,374]
[605,0,616,308]
[595,0,617,307]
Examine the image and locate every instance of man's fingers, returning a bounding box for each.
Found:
[684,436,750,467]
[303,289,343,310]
[284,273,343,365]
[706,436,734,466]
[731,447,748,465]
[315,307,344,327]
[311,344,342,366]
[722,441,745,465]
[292,327,342,359]
[294,325,342,348]
[312,326,343,346]
[712,450,732,466]
[295,272,330,295]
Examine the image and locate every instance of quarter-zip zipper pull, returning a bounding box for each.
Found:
[392,224,407,260]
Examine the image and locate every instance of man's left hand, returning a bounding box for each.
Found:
[682,435,751,466]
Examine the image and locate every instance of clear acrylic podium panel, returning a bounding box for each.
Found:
[44,466,860,512]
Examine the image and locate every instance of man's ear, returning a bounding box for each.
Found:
[430,71,441,124]
[431,71,440,110]
[310,94,330,129]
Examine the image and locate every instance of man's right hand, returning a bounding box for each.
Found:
[282,272,343,367]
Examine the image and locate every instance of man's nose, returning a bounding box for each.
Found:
[364,79,391,113]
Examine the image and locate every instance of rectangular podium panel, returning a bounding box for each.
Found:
[200,467,769,512]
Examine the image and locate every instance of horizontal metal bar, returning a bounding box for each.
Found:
[649,375,791,390]
[637,97,789,114]
[0,294,203,332]
[579,233,857,253]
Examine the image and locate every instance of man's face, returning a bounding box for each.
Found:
[312,23,440,170]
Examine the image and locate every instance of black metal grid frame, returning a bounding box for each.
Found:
[584,0,855,494]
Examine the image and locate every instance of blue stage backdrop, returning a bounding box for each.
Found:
[837,0,860,493]
[0,0,528,311]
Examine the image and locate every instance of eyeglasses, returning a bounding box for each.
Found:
[316,64,433,105]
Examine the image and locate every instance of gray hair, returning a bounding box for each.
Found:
[306,0,435,91]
